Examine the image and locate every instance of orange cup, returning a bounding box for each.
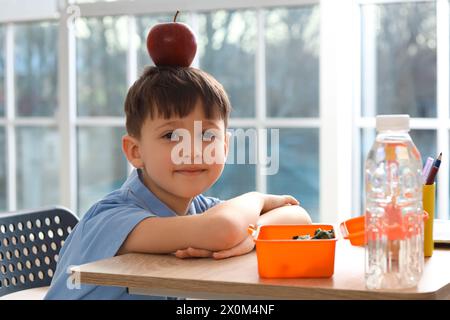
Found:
[339,216,365,246]
[340,211,429,246]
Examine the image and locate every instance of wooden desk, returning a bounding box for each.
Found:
[72,242,450,300]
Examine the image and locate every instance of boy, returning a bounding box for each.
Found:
[45,66,311,300]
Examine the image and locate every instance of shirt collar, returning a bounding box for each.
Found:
[121,169,195,217]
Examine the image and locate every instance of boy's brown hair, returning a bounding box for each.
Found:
[124,66,232,137]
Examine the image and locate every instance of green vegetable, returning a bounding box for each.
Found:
[292,228,335,240]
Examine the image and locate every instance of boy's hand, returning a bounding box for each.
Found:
[174,235,255,260]
[262,194,299,213]
[257,204,312,226]
[174,247,214,259]
[212,235,254,260]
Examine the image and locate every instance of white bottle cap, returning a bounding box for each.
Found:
[376,114,410,132]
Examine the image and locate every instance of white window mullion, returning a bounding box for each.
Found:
[360,4,377,119]
[358,4,377,217]
[357,3,382,217]
[76,117,125,127]
[262,118,320,127]
[77,0,319,18]
[436,0,449,219]
[353,2,363,216]
[231,118,321,128]
[126,16,138,87]
[189,12,200,69]
[10,118,57,126]
[256,9,267,194]
[0,0,58,24]
[6,23,16,212]
[228,119,258,128]
[127,15,137,176]
[358,0,434,5]
[320,0,354,223]
[58,2,77,214]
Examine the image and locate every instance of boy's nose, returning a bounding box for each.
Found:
[191,137,203,163]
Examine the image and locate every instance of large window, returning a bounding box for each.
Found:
[77,127,127,214]
[1,0,449,223]
[198,10,257,119]
[15,22,59,117]
[0,21,60,212]
[69,7,320,218]
[76,17,128,117]
[265,7,319,216]
[75,16,129,214]
[357,0,449,220]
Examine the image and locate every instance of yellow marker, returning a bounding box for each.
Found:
[423,183,435,257]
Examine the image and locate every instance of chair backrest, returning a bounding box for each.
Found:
[0,206,79,297]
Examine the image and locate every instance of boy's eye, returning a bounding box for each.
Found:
[162,130,218,141]
[162,131,180,140]
[202,131,217,141]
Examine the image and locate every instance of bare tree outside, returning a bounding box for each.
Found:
[362,2,437,117]
[360,2,438,216]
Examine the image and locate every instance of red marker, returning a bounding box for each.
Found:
[425,152,442,185]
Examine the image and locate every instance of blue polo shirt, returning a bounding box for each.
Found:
[44,169,222,300]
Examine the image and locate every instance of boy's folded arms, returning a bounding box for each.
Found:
[117,192,308,259]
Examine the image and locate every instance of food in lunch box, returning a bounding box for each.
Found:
[292,228,335,240]
[292,234,311,240]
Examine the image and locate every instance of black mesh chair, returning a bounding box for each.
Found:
[0,206,79,299]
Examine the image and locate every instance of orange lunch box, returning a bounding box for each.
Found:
[248,224,337,278]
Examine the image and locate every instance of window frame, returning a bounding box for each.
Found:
[1,0,326,218]
[354,0,449,220]
[1,0,447,222]
[0,0,329,219]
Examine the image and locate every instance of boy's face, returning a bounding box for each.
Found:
[123,101,229,199]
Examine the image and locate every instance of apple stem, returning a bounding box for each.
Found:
[174,11,180,22]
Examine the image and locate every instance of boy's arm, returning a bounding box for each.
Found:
[175,204,312,259]
[256,204,312,226]
[117,192,298,255]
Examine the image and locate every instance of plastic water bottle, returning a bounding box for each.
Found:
[364,115,424,289]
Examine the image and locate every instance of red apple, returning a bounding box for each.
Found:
[146,11,197,67]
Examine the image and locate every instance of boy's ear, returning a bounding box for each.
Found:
[122,135,144,169]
